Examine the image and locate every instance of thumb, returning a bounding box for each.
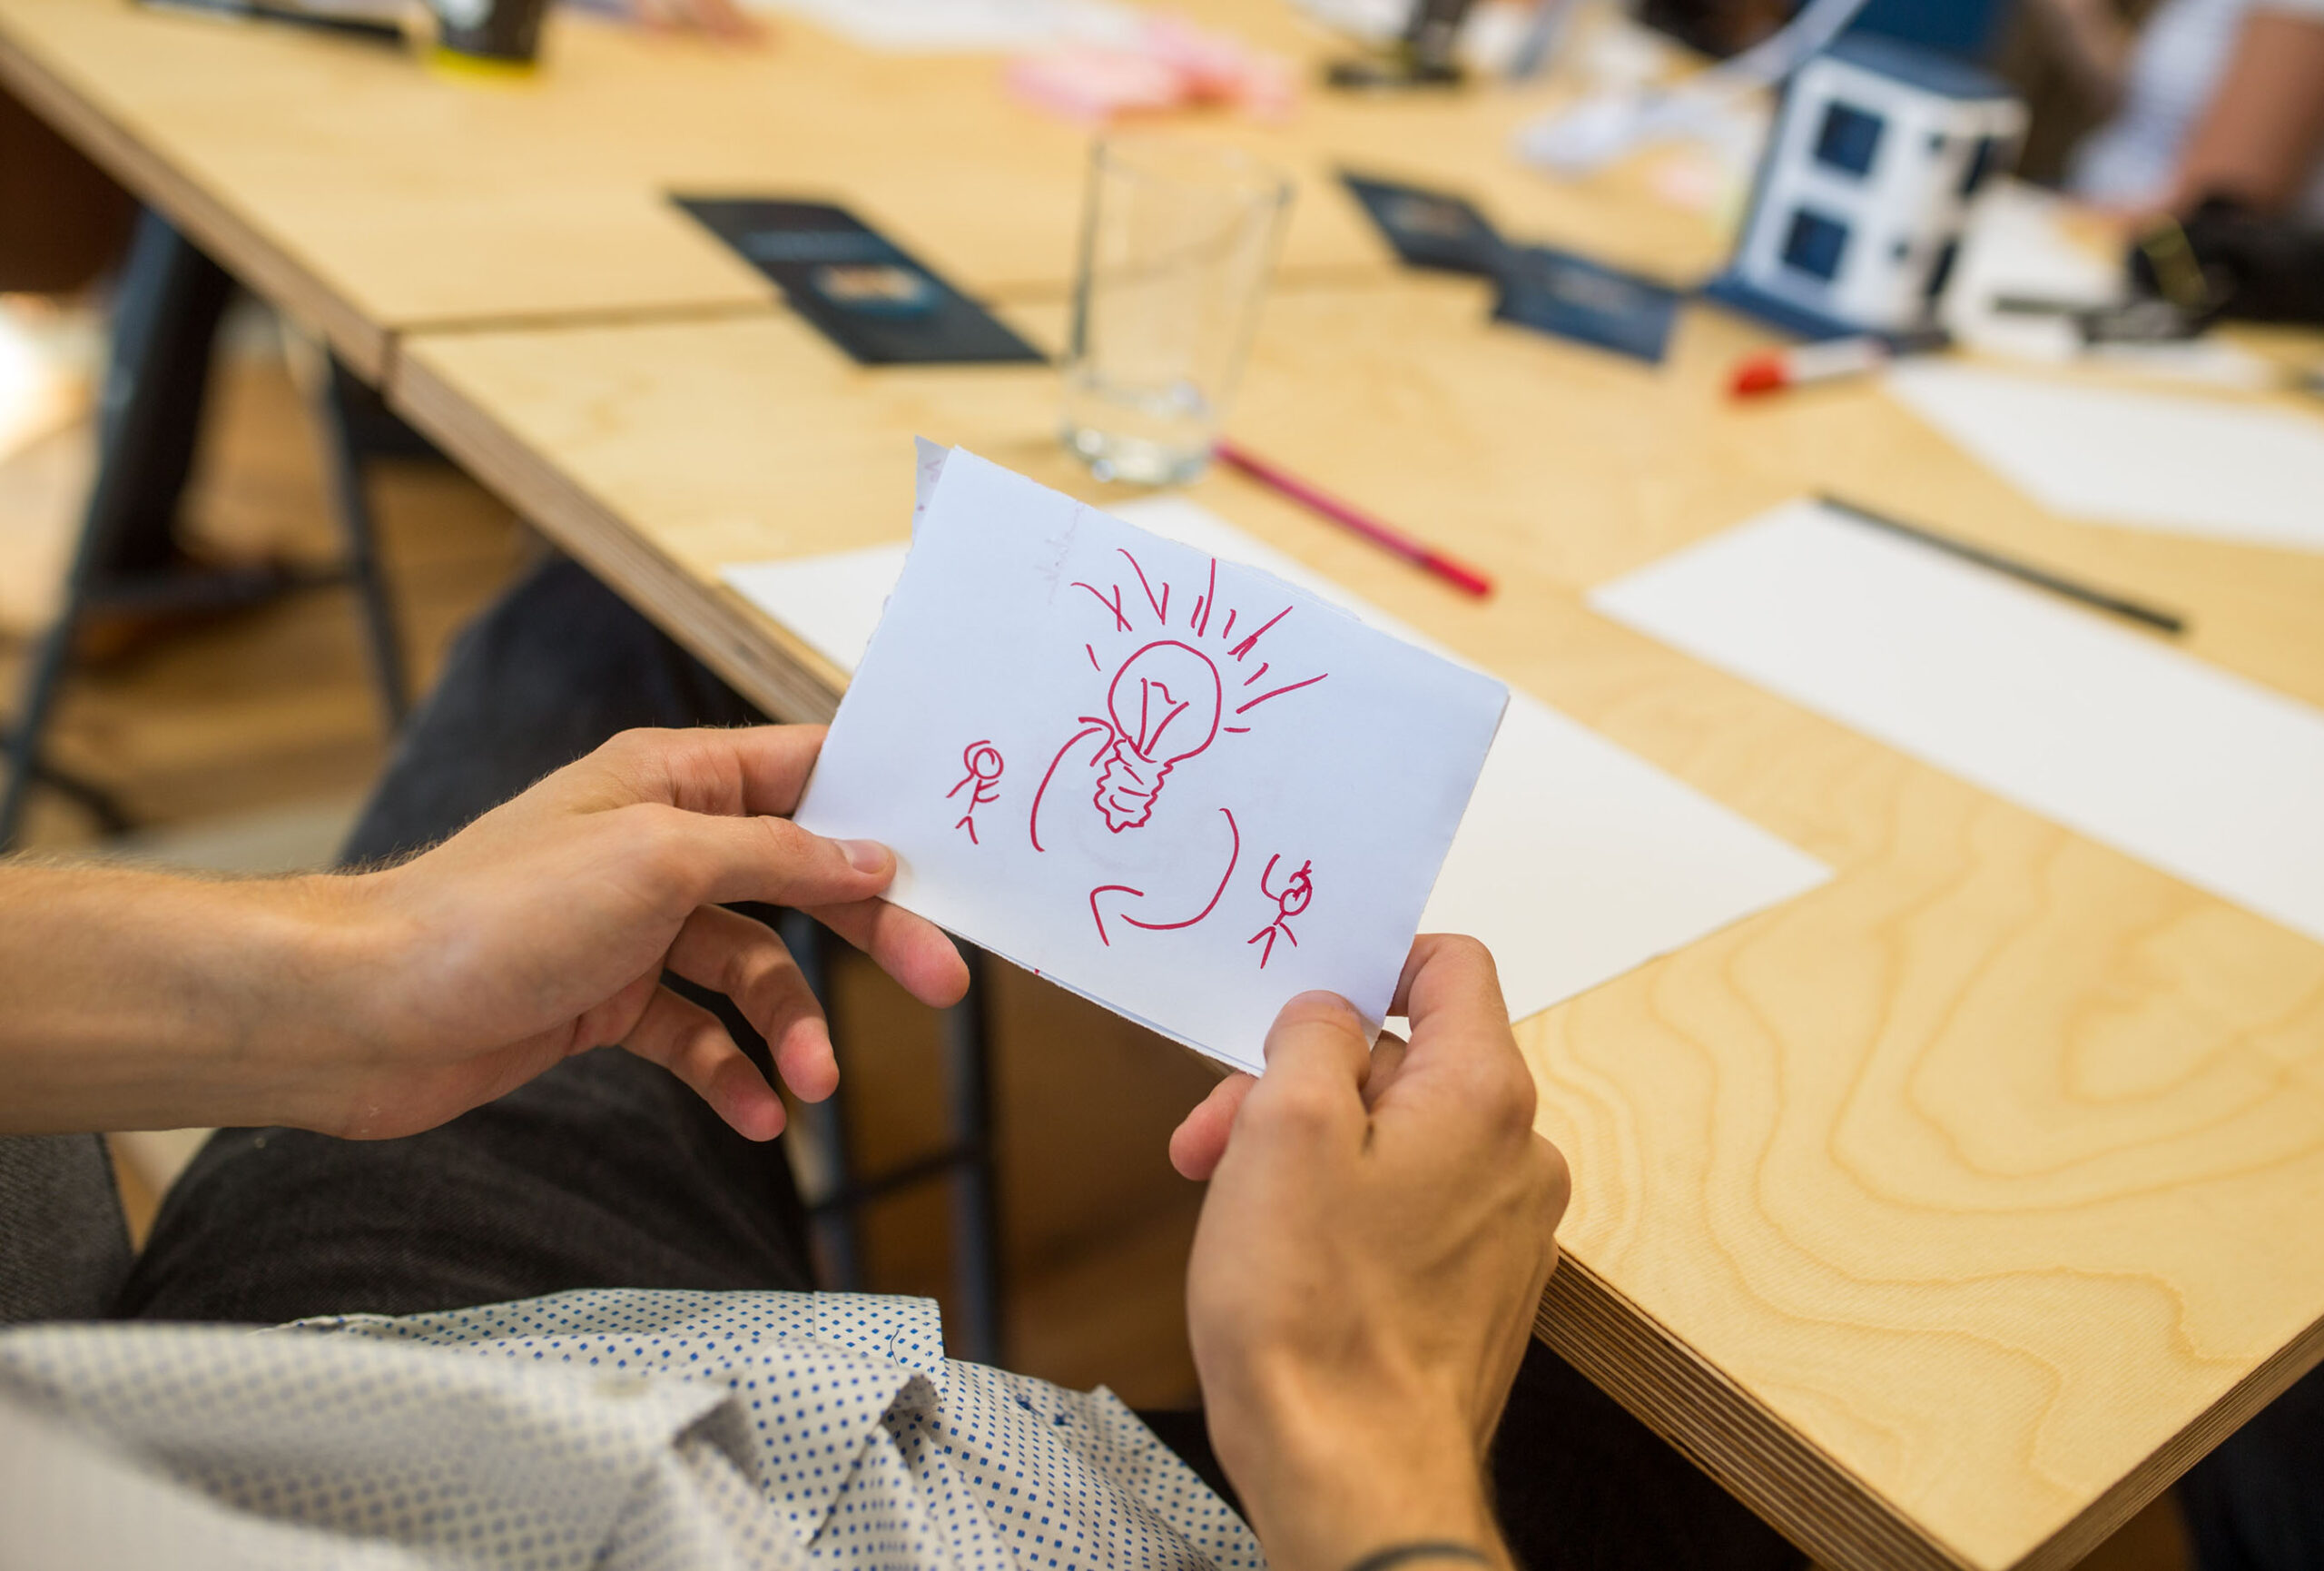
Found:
[1228,991,1374,1158]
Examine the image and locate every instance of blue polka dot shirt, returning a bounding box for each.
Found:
[0,1289,1265,1570]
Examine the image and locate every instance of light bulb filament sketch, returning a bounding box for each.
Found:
[1092,639,1221,831]
[1029,543,1332,865]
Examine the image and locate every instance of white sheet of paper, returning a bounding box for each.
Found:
[724,549,909,674]
[1885,362,2324,552]
[725,494,1830,1030]
[743,0,1137,52]
[1088,500,1833,1026]
[790,451,1509,1071]
[1591,498,2324,945]
[1942,180,2123,365]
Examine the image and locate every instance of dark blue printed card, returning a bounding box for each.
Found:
[675,197,1044,366]
[1340,173,1511,278]
[1492,245,1681,364]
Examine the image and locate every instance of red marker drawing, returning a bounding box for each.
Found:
[1248,854,1313,967]
[946,739,1004,844]
[1029,545,1329,854]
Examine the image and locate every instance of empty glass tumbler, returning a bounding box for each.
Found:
[1062,138,1294,486]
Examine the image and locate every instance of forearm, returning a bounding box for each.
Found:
[2171,11,2324,212]
[0,863,366,1134]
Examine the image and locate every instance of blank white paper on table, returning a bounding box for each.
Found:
[1886,362,2324,553]
[724,482,1832,1035]
[790,450,1508,1071]
[1592,498,2324,946]
[1942,181,2123,365]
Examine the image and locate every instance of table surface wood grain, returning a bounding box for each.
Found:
[389,290,2324,1571]
[0,0,1728,380]
[7,0,2324,1564]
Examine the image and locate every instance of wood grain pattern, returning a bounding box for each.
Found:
[390,294,2324,1571]
[34,2,2313,1558]
[0,3,393,374]
[0,0,1727,364]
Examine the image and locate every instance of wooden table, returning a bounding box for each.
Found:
[389,286,2324,1571]
[10,0,2324,1564]
[0,0,1728,380]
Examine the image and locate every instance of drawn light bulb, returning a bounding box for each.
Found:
[1093,639,1222,832]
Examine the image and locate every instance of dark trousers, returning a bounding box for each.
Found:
[104,557,1808,1570]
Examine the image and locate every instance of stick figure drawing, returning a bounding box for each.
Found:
[946,740,1004,844]
[1248,854,1314,967]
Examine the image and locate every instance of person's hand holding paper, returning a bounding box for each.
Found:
[795,450,1508,1072]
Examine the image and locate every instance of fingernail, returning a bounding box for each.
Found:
[841,838,890,874]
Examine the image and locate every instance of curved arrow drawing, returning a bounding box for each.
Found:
[1089,808,1240,946]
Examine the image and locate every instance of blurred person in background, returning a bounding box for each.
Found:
[2027,0,2324,216]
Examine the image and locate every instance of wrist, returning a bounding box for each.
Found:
[1227,1394,1506,1571]
[1343,1546,1502,1571]
[234,869,419,1130]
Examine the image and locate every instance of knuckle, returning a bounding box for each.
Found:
[620,805,702,894]
[1248,1079,1344,1141]
[597,726,670,773]
[640,804,697,864]
[753,814,822,878]
[1494,1053,1540,1129]
[738,943,805,1007]
[1273,990,1364,1039]
[1456,1040,1535,1132]
[1533,1136,1573,1211]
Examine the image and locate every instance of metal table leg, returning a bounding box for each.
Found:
[2,211,425,847]
[940,946,1006,1367]
[0,207,230,849]
[313,355,409,726]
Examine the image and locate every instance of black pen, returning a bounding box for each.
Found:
[1816,494,2188,637]
[140,0,408,46]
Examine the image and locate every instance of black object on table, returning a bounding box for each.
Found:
[675,197,1044,367]
[1817,494,2187,637]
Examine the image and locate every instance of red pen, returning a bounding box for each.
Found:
[1729,328,1948,398]
[1213,440,1493,599]
[1729,335,1891,397]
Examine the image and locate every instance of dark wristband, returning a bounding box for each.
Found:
[1344,1544,1492,1571]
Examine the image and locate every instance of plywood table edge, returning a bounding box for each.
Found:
[1536,1255,1974,1571]
[388,341,848,723]
[387,296,786,349]
[1541,1253,2324,1571]
[0,16,389,381]
[2013,1306,2324,1571]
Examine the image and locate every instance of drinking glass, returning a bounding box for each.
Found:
[1062,137,1294,486]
